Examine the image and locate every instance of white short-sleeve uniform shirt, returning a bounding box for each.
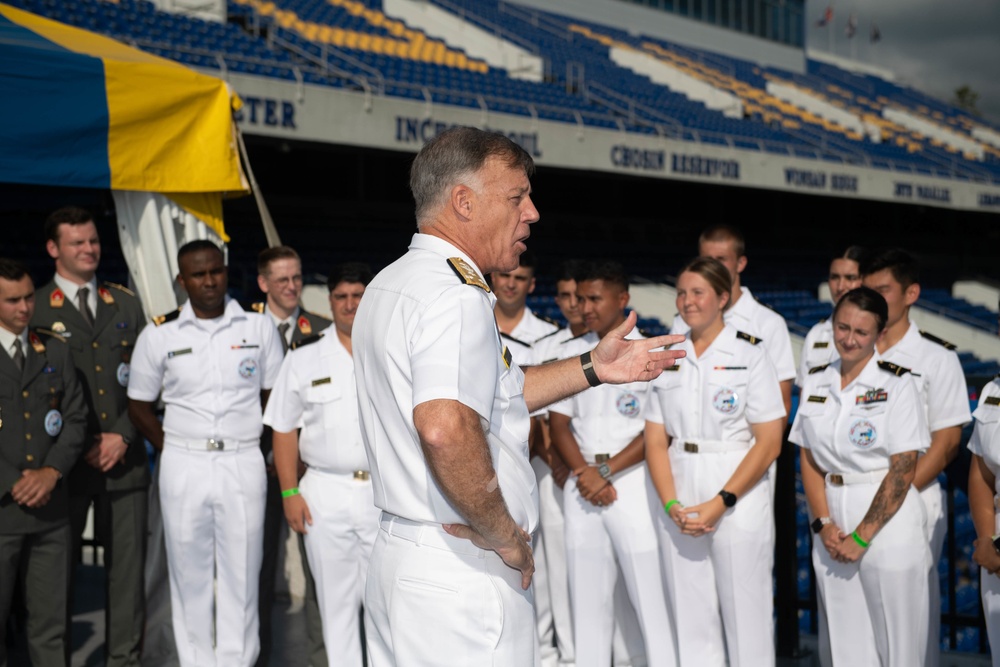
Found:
[646,324,786,449]
[352,234,538,533]
[127,297,283,439]
[970,378,1000,484]
[549,330,647,459]
[797,319,835,388]
[672,286,795,383]
[263,332,366,472]
[789,355,930,473]
[502,307,559,368]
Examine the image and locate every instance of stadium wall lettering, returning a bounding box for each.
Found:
[233,97,296,128]
[671,154,740,180]
[895,182,951,203]
[980,193,1000,209]
[394,116,542,157]
[610,145,666,171]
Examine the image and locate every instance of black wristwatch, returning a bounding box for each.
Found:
[811,517,832,534]
[992,534,1000,553]
[597,463,613,481]
[718,489,737,508]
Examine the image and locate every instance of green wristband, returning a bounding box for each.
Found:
[281,487,300,499]
[664,499,681,514]
[851,531,870,548]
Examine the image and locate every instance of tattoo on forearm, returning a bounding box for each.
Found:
[860,452,917,532]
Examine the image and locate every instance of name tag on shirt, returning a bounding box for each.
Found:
[311,377,331,386]
[985,396,1000,406]
[813,342,829,349]
[168,348,193,358]
[807,395,827,403]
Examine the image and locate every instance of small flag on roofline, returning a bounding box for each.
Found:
[870,22,881,43]
[845,13,858,38]
[816,5,833,27]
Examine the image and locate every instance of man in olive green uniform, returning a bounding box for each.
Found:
[0,258,87,667]
[253,246,331,667]
[31,207,149,667]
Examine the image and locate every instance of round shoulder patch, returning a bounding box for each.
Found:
[44,409,63,437]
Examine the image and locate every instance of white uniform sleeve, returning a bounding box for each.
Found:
[126,327,164,401]
[886,374,931,456]
[745,347,787,424]
[258,317,284,391]
[796,325,819,388]
[925,349,972,432]
[644,381,665,425]
[547,394,576,418]
[411,286,499,421]
[670,313,689,336]
[263,352,305,433]
[762,314,796,383]
[969,381,1000,458]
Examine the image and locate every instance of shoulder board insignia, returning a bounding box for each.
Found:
[536,312,560,327]
[105,281,136,297]
[500,332,532,348]
[502,346,512,369]
[447,258,490,292]
[878,360,911,376]
[753,296,780,314]
[251,302,265,314]
[807,395,827,403]
[297,315,312,336]
[985,396,1000,406]
[290,333,322,351]
[98,286,115,305]
[153,309,181,326]
[808,363,830,375]
[919,330,957,351]
[736,331,762,345]
[49,287,65,308]
[28,331,46,352]
[32,328,67,343]
[819,317,828,323]
[812,341,829,349]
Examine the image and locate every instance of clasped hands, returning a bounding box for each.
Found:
[667,496,727,537]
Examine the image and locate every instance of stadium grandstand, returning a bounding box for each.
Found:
[2,0,1000,661]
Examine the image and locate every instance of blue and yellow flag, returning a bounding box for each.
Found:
[0,2,247,233]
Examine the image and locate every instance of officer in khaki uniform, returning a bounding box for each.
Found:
[31,207,148,667]
[0,258,88,667]
[253,245,331,667]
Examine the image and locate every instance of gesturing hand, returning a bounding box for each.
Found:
[590,311,687,384]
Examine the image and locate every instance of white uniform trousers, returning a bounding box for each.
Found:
[980,507,1000,667]
[300,468,380,667]
[814,480,930,667]
[564,465,677,667]
[365,512,539,667]
[919,480,946,667]
[533,457,575,666]
[656,447,775,667]
[159,441,266,667]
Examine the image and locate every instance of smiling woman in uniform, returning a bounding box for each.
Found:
[790,286,931,666]
[645,256,785,667]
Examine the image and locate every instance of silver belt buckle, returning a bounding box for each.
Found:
[684,442,699,453]
[828,474,844,486]
[594,453,610,464]
[207,439,225,451]
[354,470,370,481]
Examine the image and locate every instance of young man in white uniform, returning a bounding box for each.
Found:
[550,262,677,667]
[861,249,971,666]
[128,241,283,667]
[264,262,374,666]
[352,127,686,666]
[795,246,865,387]
[492,250,564,666]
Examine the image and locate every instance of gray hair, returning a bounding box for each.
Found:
[410,127,534,227]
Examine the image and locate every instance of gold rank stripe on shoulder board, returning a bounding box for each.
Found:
[502,346,512,369]
[153,309,181,326]
[877,360,911,376]
[984,396,1000,406]
[736,331,762,345]
[919,330,957,351]
[98,286,115,304]
[251,302,265,314]
[807,395,827,403]
[664,364,681,371]
[808,364,830,375]
[447,258,490,292]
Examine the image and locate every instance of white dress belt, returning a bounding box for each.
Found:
[826,468,889,486]
[675,439,752,454]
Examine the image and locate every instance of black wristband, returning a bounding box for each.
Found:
[580,351,602,387]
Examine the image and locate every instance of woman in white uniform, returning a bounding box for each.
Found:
[645,257,786,667]
[968,375,1000,664]
[789,286,930,666]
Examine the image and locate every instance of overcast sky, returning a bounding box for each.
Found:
[804,0,1000,124]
